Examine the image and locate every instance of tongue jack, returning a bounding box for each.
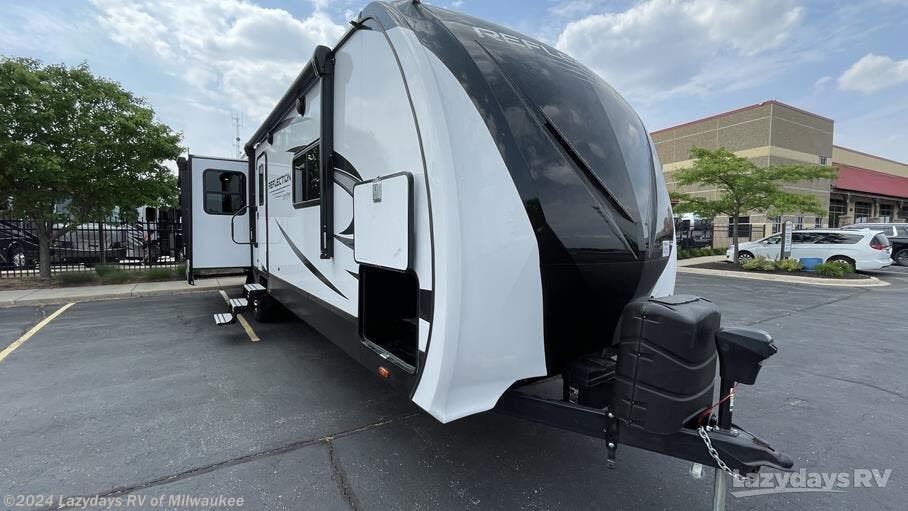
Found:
[708,327,780,511]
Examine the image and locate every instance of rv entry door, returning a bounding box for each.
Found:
[183,155,251,282]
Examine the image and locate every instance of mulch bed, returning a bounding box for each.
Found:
[685,261,870,280]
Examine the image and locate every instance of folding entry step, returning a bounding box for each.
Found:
[214,283,267,326]
[244,283,266,300]
[229,298,249,314]
[214,313,236,326]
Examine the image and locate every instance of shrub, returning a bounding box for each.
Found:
[173,263,187,278]
[678,249,691,260]
[813,262,846,278]
[776,258,804,272]
[827,260,854,274]
[94,264,120,277]
[742,256,776,271]
[99,269,133,284]
[57,271,98,285]
[144,267,176,281]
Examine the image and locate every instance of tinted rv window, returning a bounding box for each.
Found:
[481,43,655,226]
[203,170,246,215]
[293,144,320,206]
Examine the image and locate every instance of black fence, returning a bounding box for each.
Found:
[0,212,183,278]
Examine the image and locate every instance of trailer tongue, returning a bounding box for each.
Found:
[497,295,792,510]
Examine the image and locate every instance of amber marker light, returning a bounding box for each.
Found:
[378,366,391,378]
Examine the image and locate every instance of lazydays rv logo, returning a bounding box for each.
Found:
[731,468,893,498]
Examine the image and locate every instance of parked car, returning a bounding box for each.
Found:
[727,229,893,270]
[0,219,39,269]
[843,223,908,266]
[50,222,145,265]
[1,219,151,269]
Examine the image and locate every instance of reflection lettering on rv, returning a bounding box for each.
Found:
[268,173,291,195]
[472,27,572,61]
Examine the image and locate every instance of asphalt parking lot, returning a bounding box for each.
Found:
[1,269,906,510]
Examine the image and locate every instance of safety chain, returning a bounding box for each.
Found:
[698,426,747,481]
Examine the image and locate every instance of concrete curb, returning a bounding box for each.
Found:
[678,266,889,287]
[0,276,247,307]
[677,255,727,267]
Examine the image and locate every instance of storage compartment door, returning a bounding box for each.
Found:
[353,173,412,271]
[186,156,251,273]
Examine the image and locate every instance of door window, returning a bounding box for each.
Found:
[203,170,246,215]
[854,202,872,223]
[791,233,820,243]
[828,199,846,228]
[258,161,265,206]
[816,232,863,244]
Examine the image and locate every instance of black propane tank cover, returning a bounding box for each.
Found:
[613,295,720,435]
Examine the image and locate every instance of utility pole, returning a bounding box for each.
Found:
[230,111,243,159]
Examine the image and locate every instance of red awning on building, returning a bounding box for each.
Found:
[832,165,908,199]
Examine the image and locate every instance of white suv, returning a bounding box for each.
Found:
[726,229,893,270]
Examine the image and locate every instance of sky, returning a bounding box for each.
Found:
[2,0,907,163]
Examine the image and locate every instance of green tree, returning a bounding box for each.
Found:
[671,147,837,262]
[0,58,182,278]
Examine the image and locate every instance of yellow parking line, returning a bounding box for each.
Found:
[0,302,75,363]
[218,290,260,342]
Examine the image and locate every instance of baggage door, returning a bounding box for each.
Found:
[185,155,251,279]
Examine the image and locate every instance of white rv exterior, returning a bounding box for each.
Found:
[179,2,800,482]
[181,1,677,423]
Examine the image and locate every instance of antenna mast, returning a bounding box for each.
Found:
[230,111,243,158]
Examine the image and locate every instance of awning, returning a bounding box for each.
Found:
[832,165,908,200]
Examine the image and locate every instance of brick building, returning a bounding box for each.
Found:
[651,100,908,247]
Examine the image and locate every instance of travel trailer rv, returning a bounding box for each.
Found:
[178,0,792,498]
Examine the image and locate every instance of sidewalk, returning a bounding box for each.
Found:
[0,276,246,307]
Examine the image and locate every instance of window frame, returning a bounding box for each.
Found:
[854,201,872,223]
[879,204,893,223]
[202,169,247,216]
[292,140,322,209]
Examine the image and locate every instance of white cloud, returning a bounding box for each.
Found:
[549,0,598,18]
[0,4,100,60]
[838,53,908,93]
[814,75,833,92]
[555,0,804,100]
[91,0,345,121]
